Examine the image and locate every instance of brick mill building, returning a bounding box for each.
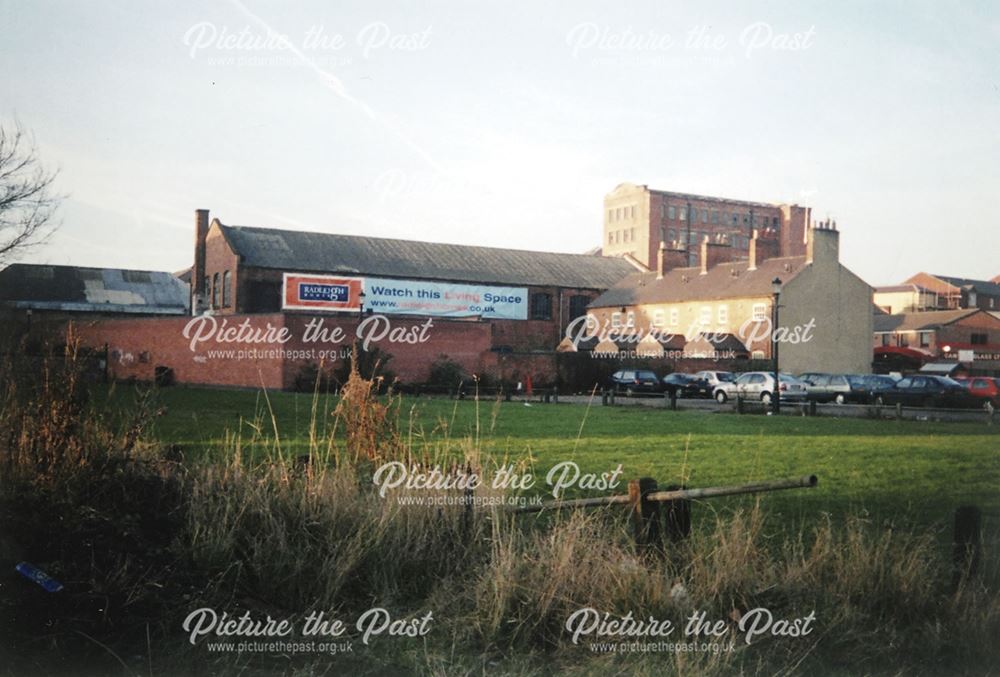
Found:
[586,222,874,375]
[74,209,637,389]
[602,183,811,269]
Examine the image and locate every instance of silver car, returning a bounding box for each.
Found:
[713,372,808,404]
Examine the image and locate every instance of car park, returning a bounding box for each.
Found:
[874,375,988,409]
[661,373,712,398]
[713,372,808,404]
[609,370,662,396]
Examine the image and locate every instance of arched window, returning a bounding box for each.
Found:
[212,273,220,308]
[222,270,232,307]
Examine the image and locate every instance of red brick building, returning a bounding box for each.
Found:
[603,183,810,269]
[74,210,637,388]
[899,273,1000,312]
[873,309,1000,375]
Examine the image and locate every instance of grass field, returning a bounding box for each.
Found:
[98,384,1000,533]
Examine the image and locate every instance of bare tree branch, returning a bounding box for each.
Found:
[0,121,63,262]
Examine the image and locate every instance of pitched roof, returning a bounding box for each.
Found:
[875,284,921,293]
[588,255,807,308]
[218,224,636,290]
[0,264,189,315]
[930,274,1000,296]
[873,309,981,333]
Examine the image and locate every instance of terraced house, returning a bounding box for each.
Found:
[587,221,873,375]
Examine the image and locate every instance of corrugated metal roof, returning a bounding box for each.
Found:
[589,256,808,308]
[219,224,636,290]
[0,264,189,314]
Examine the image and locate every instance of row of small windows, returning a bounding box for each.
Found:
[660,204,780,229]
[879,331,987,348]
[659,228,753,249]
[204,271,232,309]
[608,227,637,245]
[608,303,767,329]
[608,205,637,222]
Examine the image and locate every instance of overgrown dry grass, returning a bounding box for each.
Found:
[2,343,999,676]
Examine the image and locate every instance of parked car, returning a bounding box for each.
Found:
[609,370,663,396]
[805,374,868,404]
[874,375,987,409]
[853,374,900,404]
[661,373,712,398]
[713,372,808,404]
[693,370,735,390]
[797,372,828,386]
[956,376,1000,410]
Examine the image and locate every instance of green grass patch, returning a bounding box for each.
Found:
[97,385,1000,532]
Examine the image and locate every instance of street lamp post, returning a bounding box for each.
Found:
[771,277,782,414]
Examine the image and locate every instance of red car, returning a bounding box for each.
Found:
[957,377,1000,409]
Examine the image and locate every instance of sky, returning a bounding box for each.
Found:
[1,0,998,285]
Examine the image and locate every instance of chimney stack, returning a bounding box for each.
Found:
[806,219,840,265]
[657,240,689,279]
[747,229,779,271]
[700,235,735,275]
[193,209,210,312]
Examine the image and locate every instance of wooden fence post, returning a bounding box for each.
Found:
[660,484,691,542]
[952,505,982,588]
[629,477,662,553]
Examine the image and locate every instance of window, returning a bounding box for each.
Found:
[611,312,622,328]
[530,293,552,320]
[652,310,665,327]
[622,229,629,243]
[717,305,728,325]
[626,311,636,328]
[668,205,676,219]
[568,295,590,320]
[222,270,232,307]
[700,209,708,223]
[608,209,614,222]
[971,333,988,345]
[668,228,676,241]
[679,207,687,221]
[898,333,909,347]
[630,227,635,241]
[752,350,765,360]
[881,334,891,346]
[669,308,679,326]
[211,273,220,308]
[608,232,614,244]
[919,331,930,347]
[202,276,210,302]
[968,291,978,306]
[711,210,719,224]
[699,306,711,326]
[752,303,767,321]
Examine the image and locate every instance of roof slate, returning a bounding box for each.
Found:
[0,264,189,314]
[588,255,808,308]
[931,274,1000,296]
[219,224,635,290]
[872,309,981,333]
